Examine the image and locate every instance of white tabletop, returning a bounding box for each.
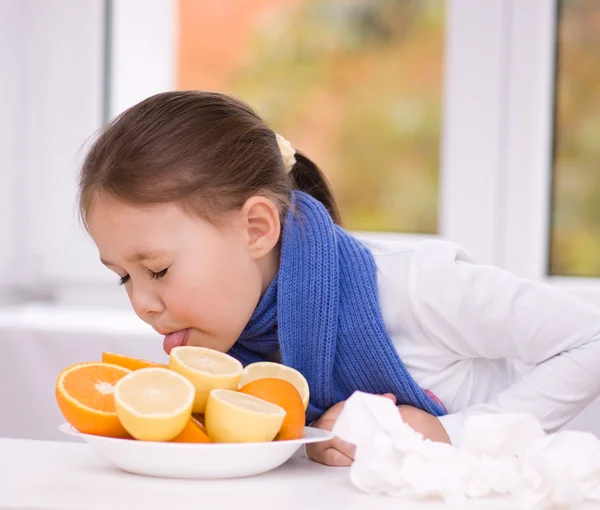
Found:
[0,437,531,510]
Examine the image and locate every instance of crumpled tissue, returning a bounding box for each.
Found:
[332,391,600,509]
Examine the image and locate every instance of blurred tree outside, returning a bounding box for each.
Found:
[177,0,444,233]
[550,0,600,277]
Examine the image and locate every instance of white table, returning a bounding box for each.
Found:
[0,437,542,510]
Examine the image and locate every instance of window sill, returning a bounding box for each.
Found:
[0,301,156,336]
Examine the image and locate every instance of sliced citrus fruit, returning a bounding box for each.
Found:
[169,346,243,413]
[113,367,195,441]
[101,352,167,371]
[171,415,210,443]
[55,362,131,438]
[239,378,305,440]
[238,362,310,410]
[204,389,285,443]
[205,389,286,443]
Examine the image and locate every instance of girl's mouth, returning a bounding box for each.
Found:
[163,328,190,354]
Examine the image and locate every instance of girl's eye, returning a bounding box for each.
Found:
[149,268,168,280]
[117,269,167,286]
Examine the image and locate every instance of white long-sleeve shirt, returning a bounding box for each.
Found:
[358,236,600,447]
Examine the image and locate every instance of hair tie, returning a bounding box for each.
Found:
[275,133,296,173]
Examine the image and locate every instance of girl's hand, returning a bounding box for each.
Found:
[397,405,451,444]
[306,393,397,467]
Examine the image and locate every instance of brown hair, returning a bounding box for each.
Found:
[78,90,341,228]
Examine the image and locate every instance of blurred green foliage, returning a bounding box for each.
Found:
[550,0,600,277]
[230,0,444,233]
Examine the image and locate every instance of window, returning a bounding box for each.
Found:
[549,0,600,277]
[500,0,600,307]
[7,0,596,306]
[108,0,510,266]
[176,0,445,234]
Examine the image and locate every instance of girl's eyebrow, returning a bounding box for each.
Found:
[100,249,167,267]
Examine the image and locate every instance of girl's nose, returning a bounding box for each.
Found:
[129,283,164,318]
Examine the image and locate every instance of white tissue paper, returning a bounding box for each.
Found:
[332,391,600,509]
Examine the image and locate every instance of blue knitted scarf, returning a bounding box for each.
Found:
[229,191,446,423]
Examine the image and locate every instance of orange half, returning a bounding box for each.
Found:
[239,378,305,440]
[56,362,131,438]
[101,352,167,371]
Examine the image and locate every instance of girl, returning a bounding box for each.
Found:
[79,90,600,467]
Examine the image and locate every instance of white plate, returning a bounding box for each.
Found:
[59,423,334,479]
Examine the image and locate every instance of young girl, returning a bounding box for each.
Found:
[79,90,600,467]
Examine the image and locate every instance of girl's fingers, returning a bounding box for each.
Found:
[307,437,356,467]
[381,393,397,403]
[320,447,354,467]
[332,437,356,459]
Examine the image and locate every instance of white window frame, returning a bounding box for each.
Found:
[501,0,600,308]
[0,0,134,308]
[439,0,513,266]
[5,0,598,308]
[1,0,109,304]
[0,0,25,303]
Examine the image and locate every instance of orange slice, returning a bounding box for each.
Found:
[56,362,131,438]
[171,415,211,443]
[239,378,305,440]
[101,352,167,371]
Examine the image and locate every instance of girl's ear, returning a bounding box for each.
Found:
[240,196,281,259]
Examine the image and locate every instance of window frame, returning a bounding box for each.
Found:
[501,0,600,307]
[0,0,25,302]
[4,0,599,308]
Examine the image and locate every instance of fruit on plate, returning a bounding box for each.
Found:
[169,346,243,413]
[55,362,131,438]
[238,361,310,410]
[56,350,315,445]
[101,352,167,370]
[205,389,286,443]
[113,367,195,441]
[171,415,211,443]
[239,378,305,440]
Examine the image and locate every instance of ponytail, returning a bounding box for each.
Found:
[289,152,342,225]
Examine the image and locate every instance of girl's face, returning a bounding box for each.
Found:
[87,194,281,354]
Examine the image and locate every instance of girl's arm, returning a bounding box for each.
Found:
[409,240,600,447]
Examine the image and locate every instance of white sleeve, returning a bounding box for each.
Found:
[408,240,600,447]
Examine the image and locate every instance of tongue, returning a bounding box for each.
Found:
[163,329,188,354]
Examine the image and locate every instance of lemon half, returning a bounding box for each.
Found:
[169,346,243,413]
[205,389,286,443]
[113,367,194,441]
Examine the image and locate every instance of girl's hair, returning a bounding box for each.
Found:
[78,90,341,227]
